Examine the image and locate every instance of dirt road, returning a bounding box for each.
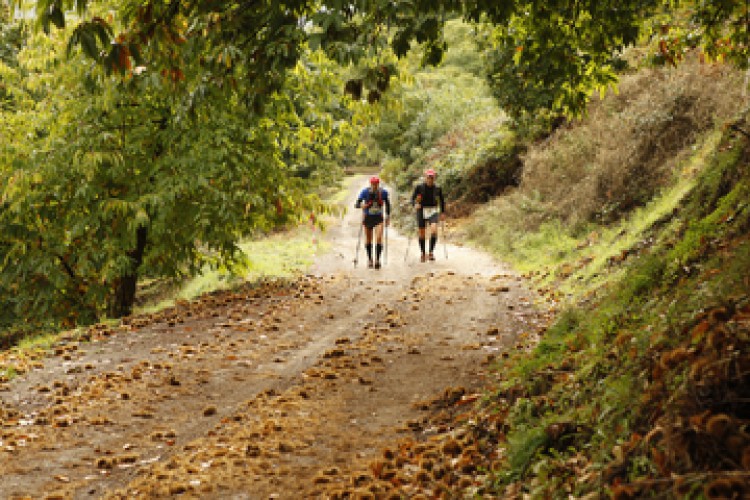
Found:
[0,177,548,499]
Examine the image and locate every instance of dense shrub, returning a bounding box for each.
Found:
[474,57,744,238]
[526,57,743,224]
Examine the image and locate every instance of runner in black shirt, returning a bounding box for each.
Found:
[410,169,446,262]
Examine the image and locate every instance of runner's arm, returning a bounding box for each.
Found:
[411,185,420,206]
[354,188,365,208]
[438,187,446,213]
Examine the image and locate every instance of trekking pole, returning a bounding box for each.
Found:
[442,219,448,259]
[353,221,363,267]
[384,222,389,266]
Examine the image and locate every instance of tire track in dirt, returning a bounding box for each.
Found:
[0,177,550,499]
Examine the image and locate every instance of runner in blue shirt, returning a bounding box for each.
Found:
[355,176,391,269]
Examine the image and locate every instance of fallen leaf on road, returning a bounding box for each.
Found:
[456,394,481,405]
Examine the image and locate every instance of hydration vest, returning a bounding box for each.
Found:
[364,188,384,209]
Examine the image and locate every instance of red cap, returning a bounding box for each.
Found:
[370,176,380,184]
[425,169,436,177]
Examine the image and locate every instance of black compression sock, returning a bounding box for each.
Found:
[365,243,373,260]
[419,238,426,254]
[429,235,437,253]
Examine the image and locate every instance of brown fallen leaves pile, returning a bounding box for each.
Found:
[610,299,750,498]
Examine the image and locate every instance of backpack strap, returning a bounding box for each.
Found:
[364,187,383,209]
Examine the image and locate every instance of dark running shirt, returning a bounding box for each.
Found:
[355,187,391,217]
[411,183,445,213]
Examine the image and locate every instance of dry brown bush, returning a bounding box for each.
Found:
[508,56,745,231]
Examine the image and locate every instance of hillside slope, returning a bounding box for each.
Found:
[455,60,750,497]
[486,125,750,497]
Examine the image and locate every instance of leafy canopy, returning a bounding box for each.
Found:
[0,7,361,326]
[19,0,750,119]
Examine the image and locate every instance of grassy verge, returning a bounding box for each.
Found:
[471,130,725,300]
[0,329,71,381]
[138,226,328,315]
[145,175,358,309]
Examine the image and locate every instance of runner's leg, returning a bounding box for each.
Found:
[416,212,427,261]
[374,222,384,266]
[364,225,374,265]
[428,220,438,260]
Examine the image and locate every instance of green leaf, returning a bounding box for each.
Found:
[392,28,412,58]
[80,31,99,60]
[49,5,64,29]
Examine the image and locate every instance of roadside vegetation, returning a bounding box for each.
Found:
[365,20,516,217]
[475,119,750,496]
[463,33,749,500]
[0,2,361,346]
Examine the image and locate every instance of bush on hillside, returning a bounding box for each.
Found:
[501,57,745,232]
[445,133,523,207]
[370,69,499,166]
[368,19,503,192]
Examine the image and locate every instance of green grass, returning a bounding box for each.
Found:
[238,230,327,277]
[506,425,549,479]
[0,329,63,381]
[1,365,17,381]
[14,330,62,351]
[326,175,361,205]
[176,174,357,299]
[138,226,330,314]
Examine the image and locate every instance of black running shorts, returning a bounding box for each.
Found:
[363,214,384,229]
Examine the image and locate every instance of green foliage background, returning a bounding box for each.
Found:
[0,8,362,333]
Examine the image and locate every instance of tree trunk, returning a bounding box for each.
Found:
[109,225,148,318]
